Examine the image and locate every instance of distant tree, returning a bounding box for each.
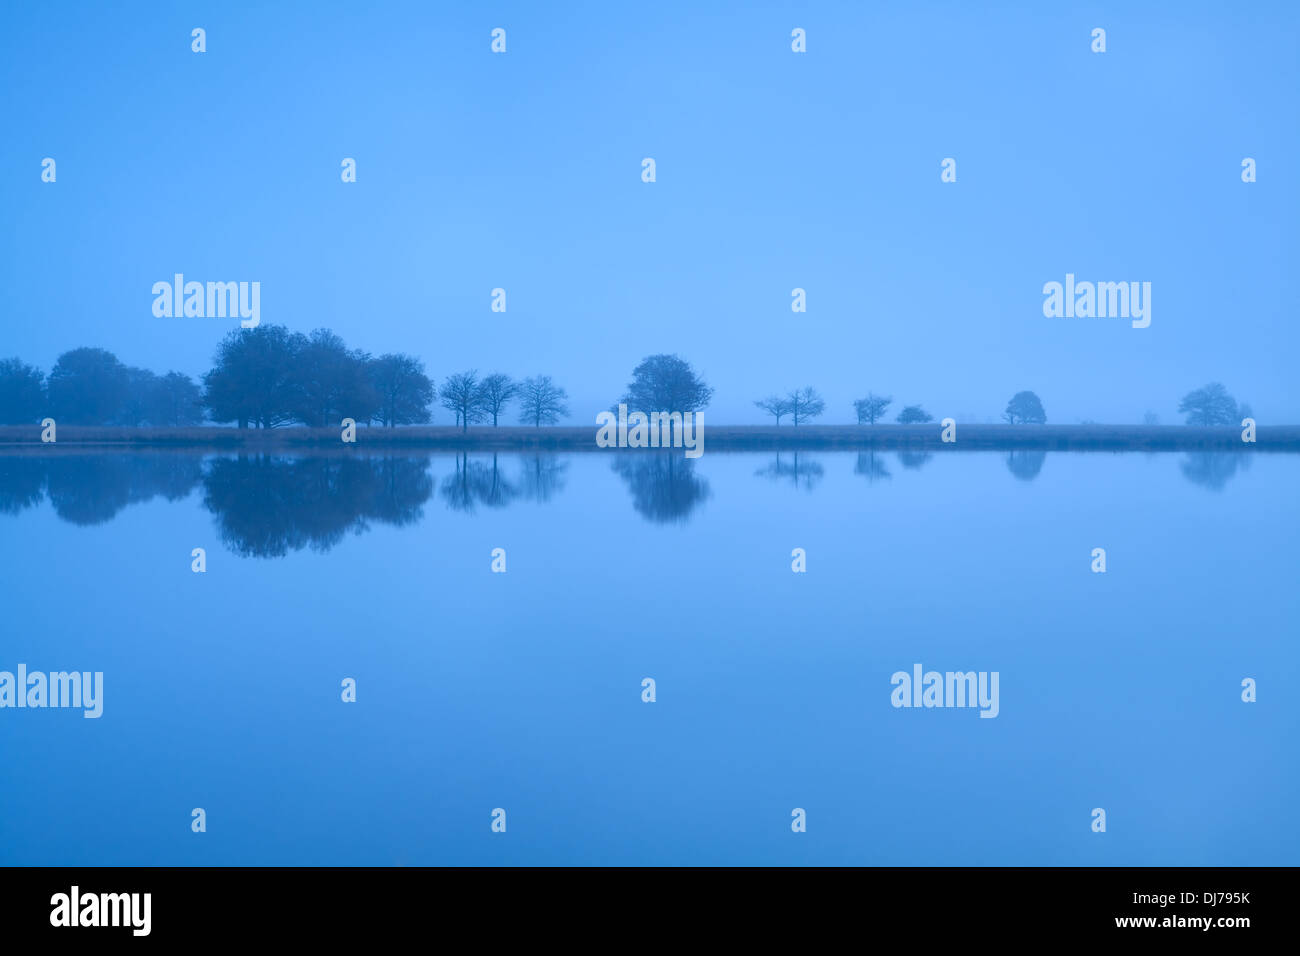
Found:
[621,354,713,415]
[475,373,518,426]
[517,375,569,426]
[786,387,826,426]
[896,404,934,424]
[0,358,46,424]
[1143,411,1160,426]
[149,371,204,426]
[754,395,793,425]
[117,367,160,426]
[1177,382,1239,426]
[853,392,892,424]
[1003,390,1047,424]
[47,347,130,425]
[369,354,434,427]
[203,325,301,428]
[441,371,484,432]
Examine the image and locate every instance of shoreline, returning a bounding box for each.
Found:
[0,424,1294,452]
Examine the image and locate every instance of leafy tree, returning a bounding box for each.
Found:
[754,395,793,425]
[0,358,46,424]
[289,329,377,427]
[475,373,518,426]
[441,371,484,432]
[786,387,825,425]
[47,347,130,425]
[1003,390,1047,424]
[853,392,892,424]
[203,325,301,428]
[368,354,434,427]
[517,375,569,426]
[621,354,713,415]
[117,367,159,426]
[1177,382,1240,426]
[896,404,934,424]
[149,371,204,426]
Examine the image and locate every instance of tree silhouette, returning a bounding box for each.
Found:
[896,404,933,424]
[476,373,518,426]
[47,348,129,424]
[853,393,892,424]
[1004,390,1047,424]
[621,354,713,415]
[0,358,46,424]
[440,371,484,431]
[148,371,204,426]
[369,353,434,427]
[289,329,377,427]
[203,325,300,428]
[786,387,825,425]
[1177,383,1240,425]
[517,375,569,426]
[754,395,793,425]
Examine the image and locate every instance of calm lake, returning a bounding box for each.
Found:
[1,448,1295,865]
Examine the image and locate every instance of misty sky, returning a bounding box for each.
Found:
[2,1,1296,424]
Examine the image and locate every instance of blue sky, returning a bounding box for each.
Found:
[2,0,1296,424]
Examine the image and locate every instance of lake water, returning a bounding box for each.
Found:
[1,448,1295,865]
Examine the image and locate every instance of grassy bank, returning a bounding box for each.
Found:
[1,424,1295,451]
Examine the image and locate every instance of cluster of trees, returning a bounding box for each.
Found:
[0,334,1259,430]
[754,383,1254,427]
[756,389,942,425]
[0,326,570,429]
[0,350,204,427]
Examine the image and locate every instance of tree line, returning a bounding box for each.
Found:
[0,326,570,430]
[0,334,1257,428]
[753,383,1253,427]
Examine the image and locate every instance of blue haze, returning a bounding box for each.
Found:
[1,1,1298,423]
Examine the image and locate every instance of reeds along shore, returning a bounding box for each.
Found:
[0,424,1296,451]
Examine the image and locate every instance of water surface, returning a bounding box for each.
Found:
[1,449,1295,865]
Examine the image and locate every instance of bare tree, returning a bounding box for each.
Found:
[476,373,518,426]
[853,392,892,424]
[440,371,484,432]
[517,375,570,426]
[786,387,825,426]
[754,395,793,425]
